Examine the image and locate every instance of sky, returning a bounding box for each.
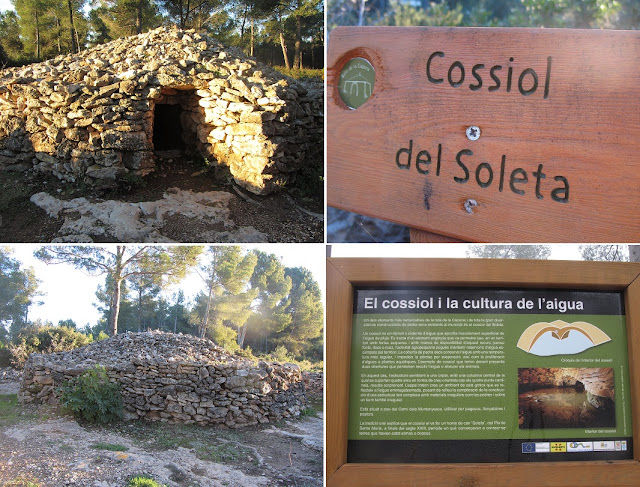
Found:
[0,1,11,13]
[8,244,326,329]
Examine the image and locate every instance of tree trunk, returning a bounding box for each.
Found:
[35,10,40,60]
[279,31,290,69]
[238,324,247,348]
[180,0,186,29]
[200,274,216,338]
[357,0,366,26]
[250,19,254,57]
[108,246,125,336]
[240,4,247,41]
[109,277,122,336]
[67,0,78,53]
[294,15,302,69]
[137,288,142,332]
[56,16,62,54]
[136,0,143,34]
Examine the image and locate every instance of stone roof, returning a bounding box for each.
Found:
[25,330,241,372]
[0,27,323,194]
[0,27,301,92]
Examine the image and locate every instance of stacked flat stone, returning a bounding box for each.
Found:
[0,27,323,194]
[19,331,307,428]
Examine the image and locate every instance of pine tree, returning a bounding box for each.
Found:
[158,0,222,30]
[466,245,552,260]
[0,11,24,62]
[276,266,323,358]
[0,247,40,342]
[91,0,161,40]
[36,245,202,336]
[197,246,257,341]
[244,251,292,352]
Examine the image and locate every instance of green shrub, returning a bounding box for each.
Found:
[0,344,12,368]
[234,346,257,361]
[96,331,109,341]
[90,442,128,451]
[9,325,93,368]
[127,476,166,487]
[3,476,41,487]
[57,365,123,424]
[273,66,324,81]
[271,344,292,363]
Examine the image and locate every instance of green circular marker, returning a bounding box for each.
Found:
[338,57,375,109]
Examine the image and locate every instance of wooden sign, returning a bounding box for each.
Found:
[327,27,640,242]
[327,258,640,486]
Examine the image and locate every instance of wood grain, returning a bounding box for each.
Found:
[326,260,354,477]
[328,461,640,487]
[624,275,640,462]
[326,258,640,486]
[410,228,465,242]
[331,258,640,289]
[327,27,640,242]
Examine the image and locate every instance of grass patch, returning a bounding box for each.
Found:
[272,66,323,81]
[0,394,21,426]
[299,407,319,419]
[127,476,167,487]
[300,396,323,419]
[90,442,129,452]
[0,393,51,427]
[195,442,250,463]
[3,476,41,487]
[118,421,242,453]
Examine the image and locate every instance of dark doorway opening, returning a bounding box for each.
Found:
[153,104,185,150]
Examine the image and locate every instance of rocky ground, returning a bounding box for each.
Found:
[0,370,323,487]
[327,207,408,243]
[0,153,323,243]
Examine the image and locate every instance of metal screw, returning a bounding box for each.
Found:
[466,126,480,141]
[464,199,478,213]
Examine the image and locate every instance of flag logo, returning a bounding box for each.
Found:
[550,442,567,452]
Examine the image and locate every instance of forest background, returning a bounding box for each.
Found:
[328,0,640,30]
[0,245,324,370]
[0,0,324,72]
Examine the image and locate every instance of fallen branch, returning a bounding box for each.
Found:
[232,185,264,207]
[284,194,324,221]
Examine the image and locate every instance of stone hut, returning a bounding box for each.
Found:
[20,331,307,428]
[0,27,323,194]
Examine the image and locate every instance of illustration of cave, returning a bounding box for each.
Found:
[518,367,615,429]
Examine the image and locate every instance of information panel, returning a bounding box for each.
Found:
[348,288,634,463]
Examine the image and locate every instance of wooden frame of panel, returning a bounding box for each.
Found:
[326,258,640,486]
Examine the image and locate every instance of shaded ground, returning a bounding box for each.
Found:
[0,153,323,243]
[0,378,323,487]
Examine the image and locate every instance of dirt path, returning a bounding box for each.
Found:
[0,383,323,487]
[0,155,323,243]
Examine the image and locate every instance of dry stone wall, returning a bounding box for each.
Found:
[19,331,307,428]
[0,27,322,194]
